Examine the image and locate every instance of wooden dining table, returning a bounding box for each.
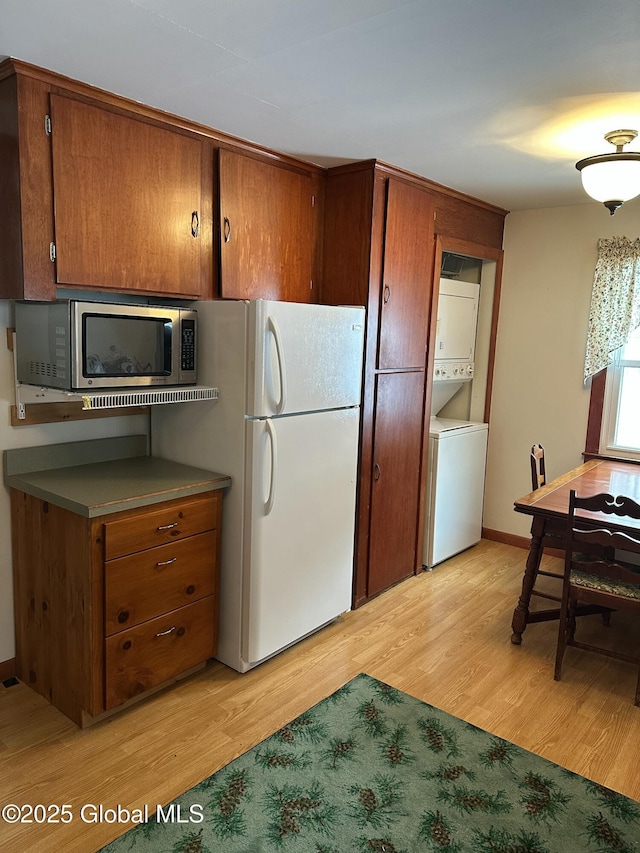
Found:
[511,457,640,644]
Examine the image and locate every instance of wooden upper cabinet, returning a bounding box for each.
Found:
[218,148,316,302]
[0,71,55,300]
[432,192,505,249]
[377,179,434,370]
[0,61,216,301]
[49,94,211,299]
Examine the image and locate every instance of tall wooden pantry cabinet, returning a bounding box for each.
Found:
[321,161,436,604]
[321,160,507,607]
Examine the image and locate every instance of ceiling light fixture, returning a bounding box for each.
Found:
[576,129,640,214]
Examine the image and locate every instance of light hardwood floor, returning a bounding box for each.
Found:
[1,539,638,852]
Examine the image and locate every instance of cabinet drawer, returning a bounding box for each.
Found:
[105,596,216,709]
[104,531,217,636]
[104,495,218,560]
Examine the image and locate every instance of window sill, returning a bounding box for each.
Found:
[583,451,640,465]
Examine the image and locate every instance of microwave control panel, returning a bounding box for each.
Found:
[181,319,196,372]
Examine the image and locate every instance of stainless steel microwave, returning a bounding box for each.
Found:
[14,300,197,391]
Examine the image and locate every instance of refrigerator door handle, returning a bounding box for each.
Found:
[264,417,278,515]
[267,315,287,414]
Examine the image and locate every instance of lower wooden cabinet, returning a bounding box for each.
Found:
[105,597,216,710]
[104,532,217,636]
[10,489,222,727]
[367,370,426,598]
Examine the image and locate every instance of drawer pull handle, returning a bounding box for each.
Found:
[155,626,186,638]
[156,557,177,567]
[157,522,178,531]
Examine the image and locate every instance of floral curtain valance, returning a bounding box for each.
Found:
[584,236,640,381]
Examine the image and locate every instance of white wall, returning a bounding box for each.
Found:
[0,300,148,665]
[484,199,640,539]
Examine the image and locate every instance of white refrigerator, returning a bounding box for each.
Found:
[152,299,365,672]
[423,417,488,569]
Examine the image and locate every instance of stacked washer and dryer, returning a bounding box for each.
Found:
[423,276,489,570]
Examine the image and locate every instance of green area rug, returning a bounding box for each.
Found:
[100,673,640,852]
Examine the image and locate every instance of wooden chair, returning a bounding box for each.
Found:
[555,490,640,706]
[530,443,547,490]
[511,445,610,644]
[528,444,564,603]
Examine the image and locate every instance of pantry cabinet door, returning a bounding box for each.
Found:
[377,179,434,370]
[218,148,315,302]
[367,369,426,597]
[49,93,212,299]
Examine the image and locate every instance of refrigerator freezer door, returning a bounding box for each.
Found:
[242,406,359,665]
[247,300,365,417]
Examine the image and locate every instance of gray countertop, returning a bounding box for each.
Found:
[4,435,231,517]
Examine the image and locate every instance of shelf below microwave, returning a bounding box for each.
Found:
[9,328,218,424]
[14,383,219,419]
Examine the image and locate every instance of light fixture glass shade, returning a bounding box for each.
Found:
[579,158,640,203]
[576,131,640,213]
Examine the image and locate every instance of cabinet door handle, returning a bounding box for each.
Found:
[156,557,177,567]
[157,522,178,531]
[223,217,231,243]
[374,463,382,482]
[191,210,199,237]
[383,284,391,304]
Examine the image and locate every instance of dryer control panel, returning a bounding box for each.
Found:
[433,362,474,381]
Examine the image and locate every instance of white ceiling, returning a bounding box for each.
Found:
[2,0,640,212]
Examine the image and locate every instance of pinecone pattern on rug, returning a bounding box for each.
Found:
[99,673,640,853]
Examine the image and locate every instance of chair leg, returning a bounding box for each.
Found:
[554,590,572,683]
[554,628,565,681]
[554,612,568,682]
[567,600,577,641]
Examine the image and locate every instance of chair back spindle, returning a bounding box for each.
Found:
[530,444,546,491]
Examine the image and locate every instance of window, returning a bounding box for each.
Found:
[600,324,640,459]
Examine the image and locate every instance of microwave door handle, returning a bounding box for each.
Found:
[264,418,278,515]
[267,315,287,414]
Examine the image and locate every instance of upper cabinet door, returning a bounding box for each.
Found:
[377,179,434,370]
[49,93,211,299]
[219,149,315,303]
